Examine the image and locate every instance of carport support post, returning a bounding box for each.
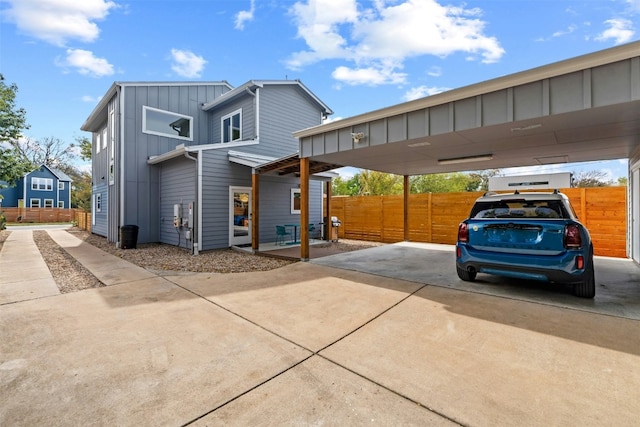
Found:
[404,175,410,241]
[325,180,332,241]
[251,171,260,252]
[300,157,310,261]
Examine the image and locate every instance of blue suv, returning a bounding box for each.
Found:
[456,190,595,298]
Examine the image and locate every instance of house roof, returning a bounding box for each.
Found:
[50,167,72,182]
[81,81,234,132]
[201,80,333,117]
[27,164,72,182]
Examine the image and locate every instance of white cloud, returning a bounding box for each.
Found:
[3,0,116,46]
[427,66,442,77]
[403,85,450,101]
[235,0,256,30]
[332,64,407,86]
[552,24,578,38]
[57,49,114,77]
[81,95,102,103]
[596,18,635,44]
[170,49,207,78]
[286,0,504,86]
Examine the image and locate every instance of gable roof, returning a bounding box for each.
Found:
[27,164,72,182]
[81,81,234,132]
[201,80,333,117]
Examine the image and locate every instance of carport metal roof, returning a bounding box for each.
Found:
[294,41,640,176]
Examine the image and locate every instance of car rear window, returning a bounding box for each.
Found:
[471,200,569,219]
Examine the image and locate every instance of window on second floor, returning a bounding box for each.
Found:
[31,177,53,191]
[221,109,242,143]
[142,106,193,141]
[58,181,64,190]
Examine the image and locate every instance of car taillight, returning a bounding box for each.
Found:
[458,222,469,243]
[564,224,582,248]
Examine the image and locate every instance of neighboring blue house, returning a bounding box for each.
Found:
[80,80,334,253]
[0,165,72,209]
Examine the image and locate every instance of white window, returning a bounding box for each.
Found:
[30,199,41,208]
[101,128,107,152]
[142,106,193,141]
[58,181,64,190]
[96,132,101,154]
[221,109,242,143]
[291,188,301,214]
[96,194,102,212]
[31,177,53,191]
[44,199,54,208]
[106,110,112,149]
[58,201,64,208]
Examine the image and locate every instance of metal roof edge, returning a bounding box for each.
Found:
[202,79,333,115]
[293,40,640,138]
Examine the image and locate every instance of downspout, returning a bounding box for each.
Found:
[244,87,258,139]
[254,87,260,139]
[118,84,124,245]
[184,150,199,255]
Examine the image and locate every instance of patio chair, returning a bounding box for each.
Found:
[308,223,320,239]
[275,225,292,246]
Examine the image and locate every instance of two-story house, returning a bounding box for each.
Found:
[80,80,333,253]
[0,164,72,209]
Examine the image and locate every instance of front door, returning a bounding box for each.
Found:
[229,186,252,246]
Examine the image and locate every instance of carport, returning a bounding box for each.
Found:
[291,41,640,265]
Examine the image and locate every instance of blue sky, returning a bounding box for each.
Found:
[1,0,638,180]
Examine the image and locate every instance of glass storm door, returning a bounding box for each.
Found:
[229,187,252,246]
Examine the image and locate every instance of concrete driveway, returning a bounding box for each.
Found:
[1,230,639,426]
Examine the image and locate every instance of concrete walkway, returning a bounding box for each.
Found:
[0,229,59,304]
[1,228,640,426]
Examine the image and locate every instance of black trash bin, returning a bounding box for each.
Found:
[120,225,139,249]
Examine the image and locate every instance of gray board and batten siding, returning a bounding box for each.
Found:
[121,83,231,244]
[84,82,232,243]
[158,156,196,249]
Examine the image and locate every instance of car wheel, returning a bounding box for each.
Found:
[573,255,595,299]
[457,265,477,282]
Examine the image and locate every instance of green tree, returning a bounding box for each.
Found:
[332,175,361,196]
[77,136,92,161]
[410,172,474,193]
[0,74,31,185]
[68,169,92,210]
[466,169,501,192]
[617,176,628,186]
[357,170,403,195]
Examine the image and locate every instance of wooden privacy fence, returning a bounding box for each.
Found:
[1,207,76,224]
[329,186,627,258]
[1,208,92,232]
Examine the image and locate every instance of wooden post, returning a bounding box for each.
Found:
[325,180,332,240]
[300,157,310,260]
[404,175,409,241]
[251,171,260,252]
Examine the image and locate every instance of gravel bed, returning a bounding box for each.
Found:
[66,229,383,273]
[67,229,298,274]
[32,230,105,293]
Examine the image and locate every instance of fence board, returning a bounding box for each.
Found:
[330,187,627,258]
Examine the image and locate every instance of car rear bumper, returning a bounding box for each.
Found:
[456,243,591,284]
